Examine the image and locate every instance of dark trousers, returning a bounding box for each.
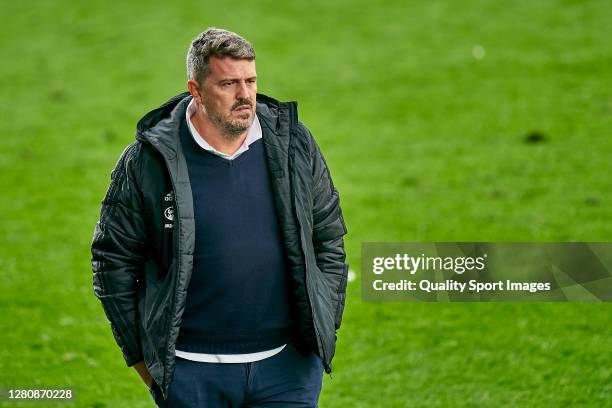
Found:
[156,342,323,407]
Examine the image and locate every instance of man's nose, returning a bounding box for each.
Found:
[236,81,250,99]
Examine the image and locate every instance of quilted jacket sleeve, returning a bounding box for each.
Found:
[91,142,146,367]
[306,126,349,331]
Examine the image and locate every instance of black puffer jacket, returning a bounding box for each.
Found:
[91,92,348,405]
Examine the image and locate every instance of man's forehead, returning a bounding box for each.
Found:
[208,57,256,78]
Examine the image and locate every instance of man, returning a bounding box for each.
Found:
[91,28,348,407]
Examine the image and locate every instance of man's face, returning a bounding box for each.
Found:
[198,56,257,138]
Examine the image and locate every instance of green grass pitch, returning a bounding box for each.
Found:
[0,0,610,406]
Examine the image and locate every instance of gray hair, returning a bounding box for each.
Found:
[186,28,255,84]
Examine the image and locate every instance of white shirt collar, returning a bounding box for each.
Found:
[185,98,262,160]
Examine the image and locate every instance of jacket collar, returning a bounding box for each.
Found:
[135,92,297,160]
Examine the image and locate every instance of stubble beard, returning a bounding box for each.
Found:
[200,98,254,140]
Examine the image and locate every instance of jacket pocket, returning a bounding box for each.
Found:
[311,271,337,363]
[334,265,348,330]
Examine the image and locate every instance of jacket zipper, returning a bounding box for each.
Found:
[306,269,331,374]
[286,107,331,374]
[140,138,180,401]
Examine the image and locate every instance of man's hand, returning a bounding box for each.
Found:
[133,361,154,388]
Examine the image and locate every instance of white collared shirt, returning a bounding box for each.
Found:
[175,98,286,364]
[185,98,262,160]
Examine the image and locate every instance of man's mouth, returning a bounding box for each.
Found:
[234,105,251,111]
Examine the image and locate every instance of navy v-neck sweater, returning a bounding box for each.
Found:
[175,119,292,354]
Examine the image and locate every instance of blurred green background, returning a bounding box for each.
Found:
[1,0,611,406]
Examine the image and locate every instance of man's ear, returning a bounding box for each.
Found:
[187,79,203,104]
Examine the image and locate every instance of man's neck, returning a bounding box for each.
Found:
[191,112,248,156]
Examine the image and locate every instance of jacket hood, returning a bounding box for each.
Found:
[135,92,297,159]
